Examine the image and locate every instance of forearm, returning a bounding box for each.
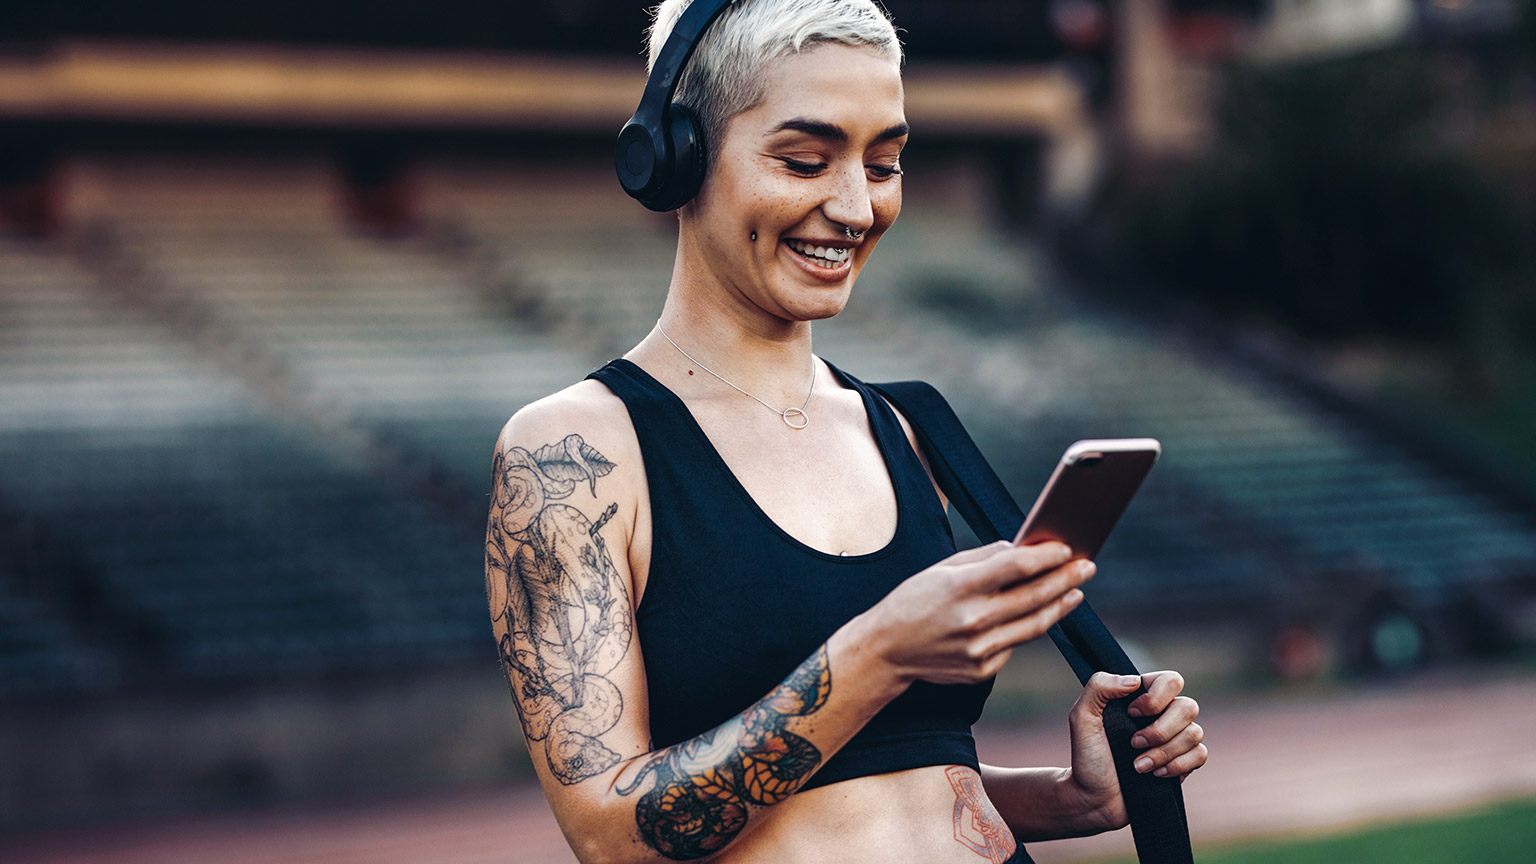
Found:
[577,621,909,863]
[978,763,1122,842]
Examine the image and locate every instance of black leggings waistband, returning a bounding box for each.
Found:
[1003,843,1035,864]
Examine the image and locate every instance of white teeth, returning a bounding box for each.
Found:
[787,239,851,267]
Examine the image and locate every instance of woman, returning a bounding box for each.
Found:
[484,1,1206,862]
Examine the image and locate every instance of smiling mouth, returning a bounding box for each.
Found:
[785,239,852,269]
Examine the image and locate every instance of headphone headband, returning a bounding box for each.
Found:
[616,0,734,211]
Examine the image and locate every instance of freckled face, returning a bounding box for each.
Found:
[682,43,906,322]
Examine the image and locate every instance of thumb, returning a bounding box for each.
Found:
[1072,672,1142,725]
[1066,672,1143,800]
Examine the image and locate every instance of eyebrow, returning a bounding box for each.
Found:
[769,118,910,144]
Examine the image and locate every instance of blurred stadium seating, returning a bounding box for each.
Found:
[1,1,1533,825]
[3,151,1535,707]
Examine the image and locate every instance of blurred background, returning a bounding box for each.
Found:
[1,1,1534,862]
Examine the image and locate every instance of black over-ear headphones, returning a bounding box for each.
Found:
[615,0,734,212]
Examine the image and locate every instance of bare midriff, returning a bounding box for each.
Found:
[715,765,1018,864]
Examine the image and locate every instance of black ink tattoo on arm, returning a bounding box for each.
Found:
[615,645,833,860]
[485,433,630,785]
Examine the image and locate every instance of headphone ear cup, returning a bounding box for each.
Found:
[655,103,707,212]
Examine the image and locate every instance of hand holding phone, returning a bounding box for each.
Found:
[1013,438,1160,560]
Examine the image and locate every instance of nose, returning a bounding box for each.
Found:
[822,160,874,236]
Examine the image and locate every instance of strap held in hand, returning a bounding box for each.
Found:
[871,380,1194,864]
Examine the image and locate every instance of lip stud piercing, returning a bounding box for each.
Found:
[750,231,757,241]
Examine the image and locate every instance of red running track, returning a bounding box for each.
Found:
[4,673,1534,864]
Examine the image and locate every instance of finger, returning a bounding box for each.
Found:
[1132,722,1204,774]
[1151,743,1208,779]
[1128,669,1186,718]
[975,542,1074,592]
[1130,696,1200,748]
[987,558,1093,623]
[945,539,1015,567]
[970,587,1085,657]
[1071,671,1143,724]
[1019,540,1074,560]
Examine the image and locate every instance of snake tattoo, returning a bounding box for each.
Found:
[485,433,630,785]
[487,432,835,859]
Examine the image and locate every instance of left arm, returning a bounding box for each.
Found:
[980,670,1207,842]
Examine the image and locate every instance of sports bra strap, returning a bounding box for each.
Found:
[869,380,1195,864]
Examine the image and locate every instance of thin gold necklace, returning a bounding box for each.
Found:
[655,321,815,430]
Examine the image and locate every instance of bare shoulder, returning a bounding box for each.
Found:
[490,377,644,546]
[497,378,634,456]
[484,377,649,790]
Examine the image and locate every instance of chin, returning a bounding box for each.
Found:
[783,291,853,322]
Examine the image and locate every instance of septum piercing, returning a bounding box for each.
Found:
[844,226,864,240]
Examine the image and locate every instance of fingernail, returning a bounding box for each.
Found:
[1154,767,1170,778]
[1078,560,1096,577]
[1135,757,1154,774]
[1117,675,1140,688]
[1132,734,1148,748]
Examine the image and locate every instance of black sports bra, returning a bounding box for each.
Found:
[588,358,994,790]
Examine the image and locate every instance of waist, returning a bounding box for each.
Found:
[715,764,1027,864]
[802,726,978,791]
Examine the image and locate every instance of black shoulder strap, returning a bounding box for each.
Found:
[871,380,1194,864]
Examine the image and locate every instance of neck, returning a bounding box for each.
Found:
[650,300,814,407]
[636,251,816,407]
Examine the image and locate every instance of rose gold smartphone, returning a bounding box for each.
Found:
[1012,438,1161,560]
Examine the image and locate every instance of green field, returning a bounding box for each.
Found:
[1095,797,1536,864]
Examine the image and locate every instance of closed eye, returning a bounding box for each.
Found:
[780,158,828,177]
[868,163,903,181]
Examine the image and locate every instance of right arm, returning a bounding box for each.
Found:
[485,395,1092,863]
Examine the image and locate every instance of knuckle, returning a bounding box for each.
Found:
[980,649,1012,677]
[1002,553,1031,580]
[940,566,969,596]
[954,606,986,635]
[1188,723,1204,744]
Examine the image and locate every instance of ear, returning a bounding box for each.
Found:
[656,102,708,212]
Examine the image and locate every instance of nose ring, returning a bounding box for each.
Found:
[844,225,864,240]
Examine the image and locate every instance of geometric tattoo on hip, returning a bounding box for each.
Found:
[947,765,1019,863]
[485,433,629,785]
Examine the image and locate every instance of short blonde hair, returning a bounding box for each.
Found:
[646,0,902,156]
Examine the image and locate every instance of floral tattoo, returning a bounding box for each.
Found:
[615,645,832,860]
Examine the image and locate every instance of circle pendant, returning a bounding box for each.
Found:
[781,408,809,430]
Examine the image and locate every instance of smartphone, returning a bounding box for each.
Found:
[1012,438,1161,560]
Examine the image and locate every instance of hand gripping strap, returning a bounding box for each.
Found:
[871,380,1194,864]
